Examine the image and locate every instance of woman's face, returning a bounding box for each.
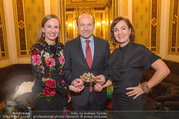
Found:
[42,18,59,45]
[113,20,131,47]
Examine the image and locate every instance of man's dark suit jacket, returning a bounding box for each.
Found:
[63,35,110,106]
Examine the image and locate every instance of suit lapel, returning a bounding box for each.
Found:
[91,36,98,69]
[75,36,90,69]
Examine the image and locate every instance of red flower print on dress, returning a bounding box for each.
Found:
[61,80,65,83]
[45,57,55,67]
[46,72,51,77]
[58,56,65,65]
[31,44,67,102]
[60,69,62,75]
[45,79,56,88]
[62,109,67,118]
[31,49,39,55]
[31,55,42,66]
[43,87,56,97]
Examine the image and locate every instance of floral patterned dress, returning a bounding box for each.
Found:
[30,41,69,110]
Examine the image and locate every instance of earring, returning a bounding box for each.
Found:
[42,32,45,37]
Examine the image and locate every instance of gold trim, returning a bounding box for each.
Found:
[0,0,8,60]
[18,20,25,29]
[13,0,22,58]
[172,15,178,24]
[151,18,157,26]
[156,0,161,54]
[132,0,160,54]
[58,0,66,44]
[168,0,179,55]
[168,0,173,54]
[115,0,118,18]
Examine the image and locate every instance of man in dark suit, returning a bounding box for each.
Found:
[63,13,110,110]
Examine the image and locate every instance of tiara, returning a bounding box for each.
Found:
[80,72,96,82]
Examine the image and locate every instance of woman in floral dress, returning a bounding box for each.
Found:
[30,14,83,110]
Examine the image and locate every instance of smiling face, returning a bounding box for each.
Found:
[113,20,131,47]
[77,13,95,39]
[42,18,59,45]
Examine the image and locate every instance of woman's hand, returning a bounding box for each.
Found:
[72,78,84,89]
[126,84,144,99]
[42,77,50,82]
[69,85,84,93]
[67,94,71,103]
[94,83,103,92]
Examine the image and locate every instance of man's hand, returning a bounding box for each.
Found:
[72,78,84,89]
[95,75,105,84]
[94,83,103,92]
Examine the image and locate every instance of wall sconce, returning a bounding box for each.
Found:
[68,24,72,26]
[102,21,106,28]
[97,23,101,26]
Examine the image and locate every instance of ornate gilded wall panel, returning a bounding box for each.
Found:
[133,0,160,53]
[95,13,103,38]
[0,0,8,60]
[168,0,179,55]
[13,0,44,57]
[66,14,74,40]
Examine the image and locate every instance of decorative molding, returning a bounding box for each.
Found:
[66,0,110,9]
[133,0,161,54]
[0,0,8,60]
[168,0,179,55]
[13,0,44,57]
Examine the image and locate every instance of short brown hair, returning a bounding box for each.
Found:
[110,16,135,45]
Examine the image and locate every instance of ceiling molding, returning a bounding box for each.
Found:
[66,0,112,9]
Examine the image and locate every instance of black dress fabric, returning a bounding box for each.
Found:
[108,42,160,110]
[30,41,69,110]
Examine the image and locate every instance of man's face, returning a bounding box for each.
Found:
[77,14,95,39]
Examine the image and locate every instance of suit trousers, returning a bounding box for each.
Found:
[72,91,106,111]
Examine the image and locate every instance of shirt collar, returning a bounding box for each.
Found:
[42,41,58,46]
[119,42,133,51]
[80,35,94,43]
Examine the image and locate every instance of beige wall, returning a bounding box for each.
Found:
[2,0,17,68]
[159,0,179,62]
[1,0,49,68]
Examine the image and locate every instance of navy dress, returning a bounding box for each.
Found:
[108,42,160,110]
[30,42,69,110]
